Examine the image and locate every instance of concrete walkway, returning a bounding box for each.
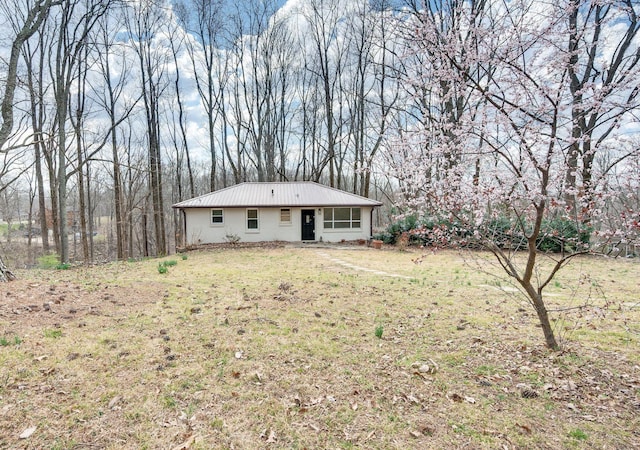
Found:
[315,251,414,279]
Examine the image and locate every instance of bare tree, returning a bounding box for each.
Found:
[0,0,61,280]
[1,0,61,151]
[564,0,640,219]
[175,0,225,190]
[230,0,295,182]
[22,24,52,252]
[303,0,349,188]
[344,0,400,197]
[49,0,113,263]
[91,10,137,260]
[127,0,169,256]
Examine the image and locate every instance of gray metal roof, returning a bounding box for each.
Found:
[172,182,383,208]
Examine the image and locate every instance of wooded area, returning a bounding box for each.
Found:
[0,0,638,285]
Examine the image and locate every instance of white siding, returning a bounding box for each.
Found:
[183,206,374,244]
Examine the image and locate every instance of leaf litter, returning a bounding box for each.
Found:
[0,248,638,448]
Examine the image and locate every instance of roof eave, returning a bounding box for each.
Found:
[172,202,383,209]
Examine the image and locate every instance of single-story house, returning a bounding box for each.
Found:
[172,181,383,245]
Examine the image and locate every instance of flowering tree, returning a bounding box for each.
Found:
[389,0,640,349]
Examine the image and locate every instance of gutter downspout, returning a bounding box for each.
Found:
[370,208,374,239]
[181,209,187,248]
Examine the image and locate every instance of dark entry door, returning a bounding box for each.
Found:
[301,209,316,241]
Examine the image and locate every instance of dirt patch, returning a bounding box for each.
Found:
[0,278,163,331]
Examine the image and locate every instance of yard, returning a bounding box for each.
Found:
[0,246,638,449]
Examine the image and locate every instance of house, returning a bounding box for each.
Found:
[172,182,383,245]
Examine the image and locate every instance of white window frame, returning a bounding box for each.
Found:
[323,207,362,230]
[246,208,259,231]
[211,209,224,225]
[280,208,292,225]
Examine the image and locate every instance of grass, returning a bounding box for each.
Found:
[0,336,21,346]
[0,247,638,449]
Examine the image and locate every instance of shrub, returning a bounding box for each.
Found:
[157,264,168,274]
[373,215,419,245]
[537,217,591,253]
[484,217,526,250]
[377,212,590,253]
[225,233,241,244]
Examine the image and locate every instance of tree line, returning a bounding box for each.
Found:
[0,1,638,281]
[1,0,407,264]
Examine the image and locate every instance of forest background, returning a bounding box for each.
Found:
[0,0,638,273]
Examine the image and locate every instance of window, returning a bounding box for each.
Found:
[247,209,259,230]
[211,209,223,224]
[280,208,291,224]
[323,207,361,229]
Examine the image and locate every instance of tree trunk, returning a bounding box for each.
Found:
[0,256,16,282]
[530,290,559,350]
[74,51,90,262]
[0,0,58,149]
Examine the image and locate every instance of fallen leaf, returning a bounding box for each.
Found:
[516,422,532,434]
[108,396,121,409]
[171,434,195,450]
[406,393,420,404]
[365,430,376,440]
[19,426,37,439]
[307,396,323,406]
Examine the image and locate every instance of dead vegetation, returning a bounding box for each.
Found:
[0,248,638,449]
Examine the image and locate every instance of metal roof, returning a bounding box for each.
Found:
[172,182,383,208]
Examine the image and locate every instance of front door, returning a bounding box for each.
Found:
[301,209,316,241]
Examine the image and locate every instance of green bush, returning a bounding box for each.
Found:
[376,213,590,253]
[157,264,168,274]
[373,215,419,244]
[537,217,591,253]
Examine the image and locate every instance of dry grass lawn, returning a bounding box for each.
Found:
[0,246,639,449]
